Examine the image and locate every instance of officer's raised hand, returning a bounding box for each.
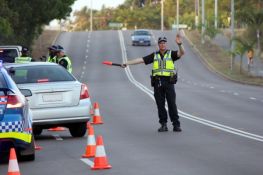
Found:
[175,34,182,45]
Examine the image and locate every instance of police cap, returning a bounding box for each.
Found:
[48,45,57,51]
[56,45,65,52]
[158,37,167,44]
[22,46,29,53]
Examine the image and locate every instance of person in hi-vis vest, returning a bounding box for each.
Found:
[15,46,34,63]
[47,45,58,63]
[121,34,185,132]
[56,45,72,73]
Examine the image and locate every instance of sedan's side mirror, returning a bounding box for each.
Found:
[20,89,32,97]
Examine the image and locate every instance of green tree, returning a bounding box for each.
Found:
[0,0,76,47]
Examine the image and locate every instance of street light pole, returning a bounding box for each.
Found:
[90,0,93,32]
[195,0,199,28]
[176,0,179,31]
[230,0,235,71]
[215,0,218,28]
[161,0,164,31]
[201,0,205,44]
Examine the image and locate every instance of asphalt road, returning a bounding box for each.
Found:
[1,30,263,175]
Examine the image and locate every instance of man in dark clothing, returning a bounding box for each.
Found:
[121,34,185,132]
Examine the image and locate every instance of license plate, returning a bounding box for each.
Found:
[42,93,63,102]
[139,40,143,43]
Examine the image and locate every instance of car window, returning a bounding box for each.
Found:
[134,31,150,35]
[0,49,19,63]
[10,65,75,84]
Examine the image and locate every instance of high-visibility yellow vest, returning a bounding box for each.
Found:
[58,56,72,73]
[47,56,57,63]
[15,57,32,63]
[152,50,175,76]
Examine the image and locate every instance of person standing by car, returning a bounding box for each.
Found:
[46,45,58,63]
[56,45,72,73]
[121,34,185,132]
[15,46,34,63]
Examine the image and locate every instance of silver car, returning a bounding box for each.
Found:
[131,29,151,46]
[5,62,92,137]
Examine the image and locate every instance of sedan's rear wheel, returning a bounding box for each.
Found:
[33,127,42,136]
[69,122,87,137]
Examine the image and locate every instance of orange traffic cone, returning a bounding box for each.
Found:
[48,127,66,131]
[82,125,96,158]
[7,148,21,175]
[92,135,112,170]
[91,102,103,125]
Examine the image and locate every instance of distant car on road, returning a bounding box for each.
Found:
[0,65,35,161]
[5,62,92,137]
[131,29,151,46]
[0,46,22,63]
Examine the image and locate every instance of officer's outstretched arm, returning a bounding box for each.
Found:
[121,58,144,68]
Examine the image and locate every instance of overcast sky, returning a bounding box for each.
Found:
[71,0,125,11]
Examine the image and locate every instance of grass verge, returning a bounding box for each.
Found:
[184,30,263,86]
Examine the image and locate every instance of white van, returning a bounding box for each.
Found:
[0,45,22,63]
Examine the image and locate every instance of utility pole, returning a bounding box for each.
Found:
[230,0,235,71]
[201,0,205,44]
[90,0,93,31]
[215,0,218,28]
[176,0,179,31]
[195,0,199,28]
[161,0,164,31]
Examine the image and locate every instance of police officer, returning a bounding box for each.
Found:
[56,45,72,73]
[15,46,33,63]
[47,45,58,63]
[121,34,185,132]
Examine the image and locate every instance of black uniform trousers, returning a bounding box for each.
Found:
[153,78,180,127]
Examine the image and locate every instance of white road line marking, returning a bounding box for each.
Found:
[210,86,214,89]
[233,92,239,96]
[250,97,257,100]
[52,134,63,141]
[81,158,94,167]
[84,61,87,64]
[86,49,89,53]
[83,66,86,70]
[118,30,263,143]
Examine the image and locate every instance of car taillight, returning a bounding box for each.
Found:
[80,84,90,99]
[7,95,23,108]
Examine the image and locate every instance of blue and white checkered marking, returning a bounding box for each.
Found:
[0,96,7,104]
[0,121,23,133]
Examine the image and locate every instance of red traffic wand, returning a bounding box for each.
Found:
[102,61,122,67]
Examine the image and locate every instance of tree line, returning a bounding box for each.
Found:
[69,0,262,51]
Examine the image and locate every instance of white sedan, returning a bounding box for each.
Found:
[5,62,92,137]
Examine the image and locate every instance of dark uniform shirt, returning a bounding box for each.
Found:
[143,50,180,65]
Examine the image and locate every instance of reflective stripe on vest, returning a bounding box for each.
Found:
[58,56,72,73]
[152,50,175,76]
[0,132,32,143]
[15,57,32,63]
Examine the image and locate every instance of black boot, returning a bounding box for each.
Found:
[173,126,182,132]
[158,124,168,132]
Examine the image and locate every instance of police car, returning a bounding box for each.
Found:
[0,61,35,161]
